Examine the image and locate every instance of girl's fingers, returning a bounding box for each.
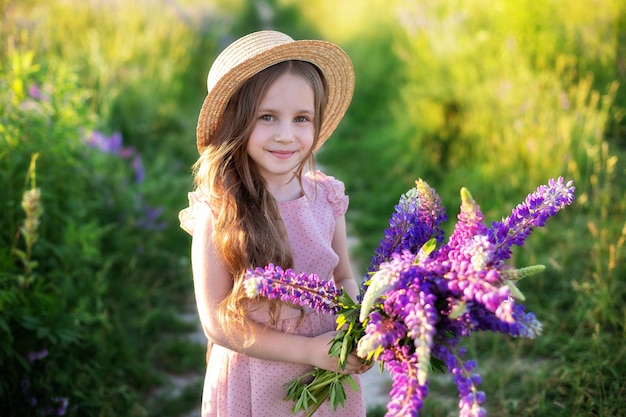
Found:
[340,352,366,374]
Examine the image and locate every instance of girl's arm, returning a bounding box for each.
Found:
[331,214,373,372]
[331,215,360,301]
[191,203,363,373]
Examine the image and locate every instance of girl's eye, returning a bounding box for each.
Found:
[295,116,310,123]
[260,114,274,121]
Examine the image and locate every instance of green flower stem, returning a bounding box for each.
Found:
[284,292,366,415]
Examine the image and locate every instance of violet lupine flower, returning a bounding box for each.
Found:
[246,178,574,417]
[401,281,438,386]
[244,264,342,315]
[488,177,575,260]
[435,188,515,322]
[135,205,167,231]
[360,251,417,321]
[447,188,490,252]
[86,131,124,154]
[132,155,145,183]
[432,344,486,417]
[357,311,407,360]
[85,130,138,160]
[53,397,69,416]
[368,179,447,273]
[384,345,429,416]
[358,267,438,416]
[356,178,574,416]
[27,349,49,362]
[28,84,43,100]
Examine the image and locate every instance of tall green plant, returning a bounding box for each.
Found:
[0,43,192,416]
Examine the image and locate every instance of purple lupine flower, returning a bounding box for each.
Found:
[85,131,139,160]
[357,311,407,360]
[432,344,486,417]
[384,345,429,416]
[246,178,574,417]
[360,270,438,414]
[360,251,416,321]
[488,177,575,260]
[132,155,145,183]
[447,188,489,251]
[27,349,49,362]
[136,205,167,231]
[53,397,69,416]
[28,84,43,100]
[368,179,447,273]
[244,264,342,315]
[402,281,438,385]
[86,131,124,154]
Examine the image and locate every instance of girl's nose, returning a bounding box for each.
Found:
[275,121,295,142]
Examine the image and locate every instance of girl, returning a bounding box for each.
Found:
[179,30,367,416]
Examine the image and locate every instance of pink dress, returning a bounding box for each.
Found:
[179,170,366,417]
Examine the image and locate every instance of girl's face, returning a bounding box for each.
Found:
[247,72,315,182]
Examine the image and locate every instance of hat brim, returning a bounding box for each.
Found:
[196,36,354,154]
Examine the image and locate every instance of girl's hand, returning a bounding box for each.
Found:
[355,358,374,374]
[309,331,364,374]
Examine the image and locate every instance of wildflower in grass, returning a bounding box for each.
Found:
[52,397,69,416]
[135,204,167,231]
[132,155,145,183]
[20,187,43,244]
[15,157,44,288]
[27,349,49,362]
[86,131,125,155]
[84,131,167,231]
[244,178,575,417]
[28,84,43,100]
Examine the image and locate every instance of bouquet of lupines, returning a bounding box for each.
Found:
[244,178,575,417]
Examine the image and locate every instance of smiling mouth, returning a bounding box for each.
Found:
[270,150,296,159]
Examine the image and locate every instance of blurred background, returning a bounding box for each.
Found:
[1,0,624,416]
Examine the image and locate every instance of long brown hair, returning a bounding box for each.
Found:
[192,60,328,346]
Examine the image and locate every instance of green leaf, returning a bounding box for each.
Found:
[506,280,526,301]
[11,248,27,262]
[339,326,352,368]
[415,238,437,264]
[430,356,446,374]
[449,301,467,319]
[329,379,347,410]
[345,375,359,393]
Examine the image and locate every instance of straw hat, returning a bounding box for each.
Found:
[196,30,355,154]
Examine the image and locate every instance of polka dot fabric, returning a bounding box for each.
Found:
[203,313,365,416]
[278,170,349,282]
[180,170,365,416]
